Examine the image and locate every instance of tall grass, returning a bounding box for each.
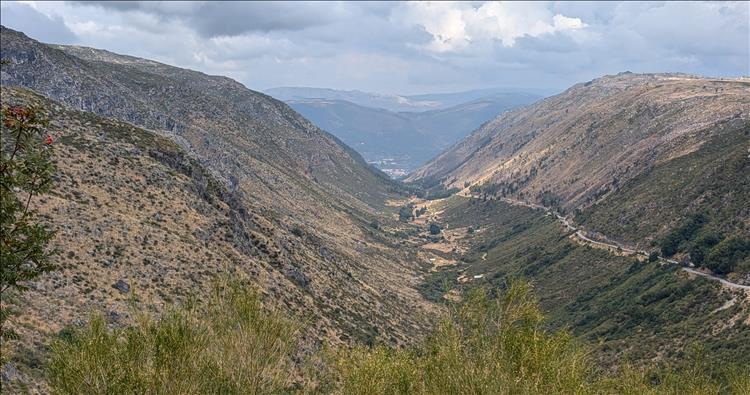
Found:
[48,280,300,394]
[47,280,749,394]
[329,282,749,395]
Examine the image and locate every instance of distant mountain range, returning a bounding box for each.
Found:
[266,86,552,113]
[266,87,542,174]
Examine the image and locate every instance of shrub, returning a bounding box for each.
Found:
[330,282,590,394]
[428,223,441,235]
[48,280,301,394]
[660,213,707,257]
[398,204,414,222]
[1,104,57,344]
[703,237,750,275]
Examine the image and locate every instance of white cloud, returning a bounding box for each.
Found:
[399,2,587,53]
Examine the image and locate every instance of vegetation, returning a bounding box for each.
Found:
[658,214,750,275]
[48,280,749,394]
[659,212,707,257]
[703,237,750,275]
[419,196,750,368]
[578,121,749,279]
[398,203,415,222]
[0,104,56,344]
[428,223,441,235]
[48,280,300,394]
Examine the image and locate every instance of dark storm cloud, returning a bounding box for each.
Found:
[79,1,342,36]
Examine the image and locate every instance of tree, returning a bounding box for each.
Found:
[429,223,441,235]
[1,104,56,342]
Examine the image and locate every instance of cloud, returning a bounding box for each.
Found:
[0,2,77,44]
[398,2,586,53]
[78,1,339,37]
[2,1,747,94]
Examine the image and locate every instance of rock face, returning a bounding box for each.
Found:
[408,72,750,244]
[0,26,437,364]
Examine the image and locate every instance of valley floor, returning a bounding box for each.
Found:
[407,195,750,368]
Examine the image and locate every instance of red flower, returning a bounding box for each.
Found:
[45,135,53,145]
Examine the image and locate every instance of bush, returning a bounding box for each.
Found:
[330,282,589,394]
[690,231,724,265]
[399,204,415,222]
[659,213,707,257]
[329,282,749,394]
[703,237,750,275]
[1,104,57,343]
[428,223,441,235]
[46,280,749,394]
[48,280,301,394]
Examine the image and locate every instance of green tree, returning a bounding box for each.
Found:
[1,104,56,342]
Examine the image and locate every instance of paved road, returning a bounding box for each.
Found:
[470,195,750,291]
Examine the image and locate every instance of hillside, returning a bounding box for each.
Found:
[416,196,750,368]
[0,86,442,390]
[0,26,442,388]
[284,92,539,173]
[408,72,750,279]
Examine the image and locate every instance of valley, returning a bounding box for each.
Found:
[1,16,749,394]
[267,88,542,174]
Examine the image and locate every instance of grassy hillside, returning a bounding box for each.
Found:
[0,87,437,392]
[417,196,750,368]
[576,119,750,281]
[409,73,749,281]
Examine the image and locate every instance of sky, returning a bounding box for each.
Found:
[1,1,748,95]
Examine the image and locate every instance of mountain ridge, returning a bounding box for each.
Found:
[1,25,439,357]
[408,71,750,280]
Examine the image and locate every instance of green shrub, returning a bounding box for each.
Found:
[331,282,590,394]
[704,237,750,275]
[329,281,749,394]
[48,280,300,394]
[660,213,707,257]
[1,104,57,344]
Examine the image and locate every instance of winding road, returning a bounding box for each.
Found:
[464,194,750,291]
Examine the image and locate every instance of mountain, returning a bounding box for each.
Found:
[265,86,441,112]
[409,72,750,281]
[276,92,541,174]
[266,86,549,113]
[0,25,438,366]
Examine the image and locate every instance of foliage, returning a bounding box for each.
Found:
[0,104,56,343]
[398,203,415,222]
[660,212,707,257]
[419,196,750,368]
[45,276,750,394]
[428,223,441,235]
[578,121,750,276]
[48,280,301,395]
[331,281,749,394]
[703,237,750,275]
